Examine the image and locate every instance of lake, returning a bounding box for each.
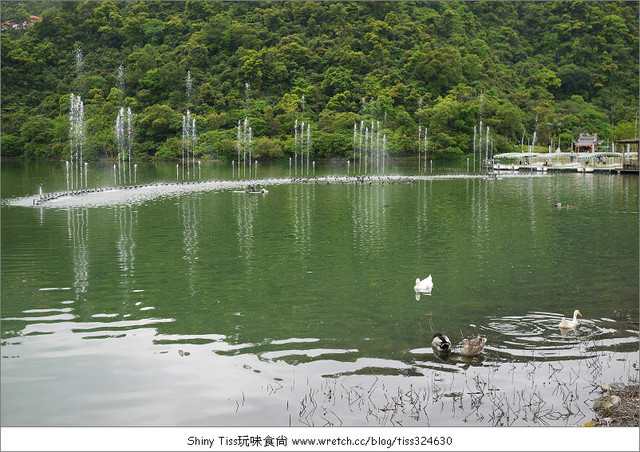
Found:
[1,159,638,426]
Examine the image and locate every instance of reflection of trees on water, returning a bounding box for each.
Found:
[179,195,200,295]
[67,207,89,302]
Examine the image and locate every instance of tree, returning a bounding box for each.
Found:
[0,1,637,162]
[20,115,54,158]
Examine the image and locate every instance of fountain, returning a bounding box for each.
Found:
[182,110,197,180]
[181,72,198,181]
[418,125,421,172]
[306,123,311,176]
[359,120,363,174]
[68,47,86,191]
[530,130,537,154]
[186,71,193,102]
[117,64,125,97]
[115,107,133,185]
[422,127,428,173]
[382,134,386,175]
[235,117,252,179]
[245,117,251,178]
[485,126,490,164]
[530,113,539,153]
[473,125,477,172]
[352,108,386,176]
[294,119,298,176]
[353,123,357,171]
[292,117,312,177]
[478,120,483,170]
[236,121,242,178]
[248,124,253,179]
[231,82,254,180]
[364,126,369,174]
[376,120,380,174]
[69,93,85,191]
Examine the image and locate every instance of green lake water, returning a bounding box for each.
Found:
[1,160,638,426]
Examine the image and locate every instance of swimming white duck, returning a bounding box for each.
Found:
[431,332,451,354]
[460,335,487,357]
[414,275,433,292]
[558,310,582,329]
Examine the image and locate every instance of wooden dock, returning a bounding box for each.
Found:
[493,164,638,175]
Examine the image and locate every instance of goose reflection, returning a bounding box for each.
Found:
[559,325,578,338]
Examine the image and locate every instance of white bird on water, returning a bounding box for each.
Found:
[414,275,433,293]
[559,309,582,329]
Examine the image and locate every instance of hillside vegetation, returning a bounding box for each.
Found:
[1,1,638,161]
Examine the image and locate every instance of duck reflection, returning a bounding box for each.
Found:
[459,353,486,369]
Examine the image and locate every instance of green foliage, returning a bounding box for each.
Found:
[1,1,637,161]
[1,134,25,158]
[20,115,54,158]
[154,136,181,160]
[254,136,283,159]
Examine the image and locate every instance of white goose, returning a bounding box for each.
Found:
[559,310,582,329]
[414,275,433,293]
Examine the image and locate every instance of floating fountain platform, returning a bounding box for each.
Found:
[21,173,546,209]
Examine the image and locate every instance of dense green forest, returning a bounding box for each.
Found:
[1,1,638,161]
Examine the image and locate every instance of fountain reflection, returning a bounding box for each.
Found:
[351,181,387,252]
[117,205,137,296]
[471,177,490,240]
[290,183,313,263]
[179,194,200,294]
[67,207,89,301]
[416,179,430,246]
[233,189,258,269]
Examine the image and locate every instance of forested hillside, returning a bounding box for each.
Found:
[1,1,638,161]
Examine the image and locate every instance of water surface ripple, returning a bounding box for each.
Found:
[2,161,638,426]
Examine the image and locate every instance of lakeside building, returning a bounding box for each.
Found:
[572,134,599,153]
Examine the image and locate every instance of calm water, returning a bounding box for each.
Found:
[1,160,638,426]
